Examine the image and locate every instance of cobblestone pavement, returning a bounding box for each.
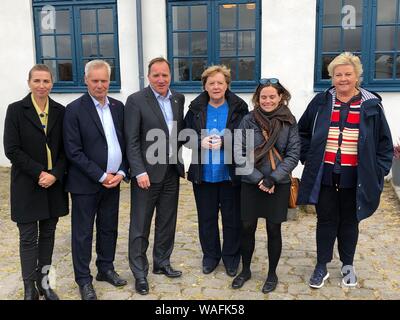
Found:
[0,166,399,300]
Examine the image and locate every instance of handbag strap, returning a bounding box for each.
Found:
[262,129,293,179]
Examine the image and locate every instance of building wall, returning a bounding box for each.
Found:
[0,0,398,168]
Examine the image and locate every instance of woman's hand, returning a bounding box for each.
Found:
[258,179,275,194]
[38,171,56,188]
[201,135,222,150]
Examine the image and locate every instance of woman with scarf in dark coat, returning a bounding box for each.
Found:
[297,52,393,289]
[232,78,300,293]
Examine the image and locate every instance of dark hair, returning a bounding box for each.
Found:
[28,64,53,82]
[147,57,171,75]
[251,82,291,109]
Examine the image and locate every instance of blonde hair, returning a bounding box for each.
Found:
[327,52,363,86]
[85,60,111,78]
[201,65,231,89]
[29,64,53,82]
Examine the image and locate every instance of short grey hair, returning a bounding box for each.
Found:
[84,60,111,78]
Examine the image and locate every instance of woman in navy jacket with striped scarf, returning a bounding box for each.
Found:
[297,52,393,289]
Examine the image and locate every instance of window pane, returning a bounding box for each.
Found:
[173,33,189,56]
[238,31,255,55]
[220,57,237,80]
[192,32,207,55]
[321,55,336,79]
[220,4,236,29]
[41,36,56,57]
[98,9,113,33]
[105,59,116,81]
[192,58,207,81]
[377,0,397,23]
[220,32,236,56]
[172,6,189,30]
[376,26,396,51]
[343,27,361,52]
[39,10,54,34]
[81,10,96,33]
[82,35,98,57]
[55,10,70,34]
[99,34,114,57]
[58,60,73,81]
[323,28,341,51]
[56,35,71,58]
[344,0,363,25]
[396,55,400,78]
[323,0,341,25]
[191,6,207,29]
[173,58,189,81]
[43,60,58,82]
[239,3,255,29]
[238,57,255,80]
[375,54,394,78]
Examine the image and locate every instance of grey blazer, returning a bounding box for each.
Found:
[124,86,185,183]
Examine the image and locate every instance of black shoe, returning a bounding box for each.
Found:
[153,265,182,278]
[96,270,127,287]
[231,271,251,289]
[37,273,59,300]
[79,283,97,300]
[202,264,217,274]
[262,275,278,293]
[135,277,149,295]
[23,280,39,300]
[225,267,238,277]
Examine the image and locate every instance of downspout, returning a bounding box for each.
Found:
[136,0,144,90]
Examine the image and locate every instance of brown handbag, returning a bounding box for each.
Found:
[263,130,299,208]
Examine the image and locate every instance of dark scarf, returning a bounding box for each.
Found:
[254,104,295,167]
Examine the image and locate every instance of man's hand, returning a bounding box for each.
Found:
[137,174,150,190]
[38,172,56,188]
[102,173,124,188]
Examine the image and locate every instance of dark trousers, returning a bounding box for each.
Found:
[129,166,180,279]
[240,218,282,274]
[71,186,120,286]
[17,217,59,281]
[315,185,359,265]
[193,181,241,269]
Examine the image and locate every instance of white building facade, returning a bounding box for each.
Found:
[1,0,399,170]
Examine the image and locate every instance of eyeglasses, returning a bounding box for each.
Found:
[259,78,279,85]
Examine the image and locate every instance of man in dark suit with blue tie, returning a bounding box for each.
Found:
[124,57,185,295]
[63,60,128,300]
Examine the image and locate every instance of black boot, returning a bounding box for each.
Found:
[23,280,39,300]
[37,270,59,300]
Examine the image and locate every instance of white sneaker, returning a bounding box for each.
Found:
[341,265,358,287]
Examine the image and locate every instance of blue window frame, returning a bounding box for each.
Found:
[32,0,120,92]
[315,0,400,92]
[167,0,261,93]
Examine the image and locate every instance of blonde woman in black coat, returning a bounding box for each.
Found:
[3,64,68,300]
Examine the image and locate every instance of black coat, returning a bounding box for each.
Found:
[297,87,393,221]
[184,89,249,184]
[235,111,300,185]
[3,93,69,223]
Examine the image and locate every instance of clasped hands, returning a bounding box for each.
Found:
[38,171,56,188]
[102,173,124,188]
[201,135,222,150]
[258,179,275,194]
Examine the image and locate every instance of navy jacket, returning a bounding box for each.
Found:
[297,87,393,221]
[63,93,128,194]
